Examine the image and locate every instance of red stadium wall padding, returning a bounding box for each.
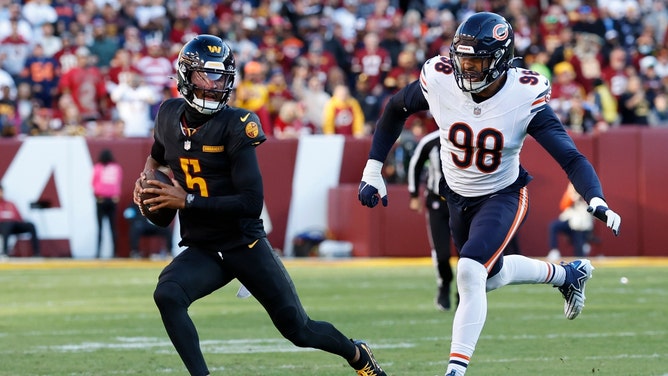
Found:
[0,127,663,258]
[378,186,433,257]
[339,137,372,184]
[328,184,377,257]
[516,134,598,257]
[328,184,431,257]
[515,138,573,256]
[638,128,668,256]
[0,141,20,178]
[13,239,71,257]
[256,138,298,251]
[593,128,642,256]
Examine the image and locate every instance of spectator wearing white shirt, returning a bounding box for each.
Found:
[110,69,159,137]
[20,0,57,41]
[0,4,32,42]
[37,22,62,58]
[0,18,32,79]
[134,39,173,108]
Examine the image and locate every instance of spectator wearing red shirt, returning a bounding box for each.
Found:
[0,184,40,257]
[266,68,294,126]
[273,100,307,139]
[351,31,393,92]
[550,61,586,124]
[384,50,420,92]
[53,31,89,75]
[106,48,139,87]
[322,84,365,138]
[303,38,338,85]
[256,30,282,69]
[57,47,109,122]
[168,16,201,45]
[365,0,396,32]
[600,46,630,100]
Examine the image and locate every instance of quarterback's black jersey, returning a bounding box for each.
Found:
[151,98,267,251]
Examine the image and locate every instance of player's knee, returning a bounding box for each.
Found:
[284,326,312,348]
[272,306,310,347]
[153,280,190,310]
[457,258,487,293]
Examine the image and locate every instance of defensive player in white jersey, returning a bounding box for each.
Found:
[358,12,622,376]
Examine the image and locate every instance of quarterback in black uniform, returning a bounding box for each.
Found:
[133,35,387,376]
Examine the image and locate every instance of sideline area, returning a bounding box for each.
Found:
[1,256,667,270]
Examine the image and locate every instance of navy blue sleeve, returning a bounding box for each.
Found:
[369,80,430,162]
[527,106,604,202]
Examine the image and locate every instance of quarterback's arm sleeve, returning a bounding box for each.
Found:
[149,104,168,166]
[184,146,264,218]
[369,80,429,162]
[149,142,167,166]
[528,106,604,202]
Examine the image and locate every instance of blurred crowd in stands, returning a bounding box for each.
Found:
[0,0,667,142]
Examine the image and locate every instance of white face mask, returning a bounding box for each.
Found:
[190,97,221,115]
[463,76,489,93]
[452,54,495,93]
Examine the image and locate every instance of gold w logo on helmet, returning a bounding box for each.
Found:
[207,45,222,53]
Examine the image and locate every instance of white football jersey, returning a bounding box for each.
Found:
[419,56,551,197]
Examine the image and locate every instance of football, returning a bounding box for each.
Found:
[139,169,177,227]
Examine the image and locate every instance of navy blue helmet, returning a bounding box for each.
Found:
[449,12,515,93]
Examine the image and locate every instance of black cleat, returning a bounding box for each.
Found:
[436,288,451,311]
[350,340,387,376]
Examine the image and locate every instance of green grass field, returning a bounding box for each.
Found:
[0,257,666,376]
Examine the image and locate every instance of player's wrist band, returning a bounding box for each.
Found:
[185,193,195,209]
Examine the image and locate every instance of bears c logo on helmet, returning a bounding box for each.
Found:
[492,24,509,41]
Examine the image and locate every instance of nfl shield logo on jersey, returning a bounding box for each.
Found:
[473,106,482,116]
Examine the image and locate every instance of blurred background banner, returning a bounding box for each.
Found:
[1,129,667,258]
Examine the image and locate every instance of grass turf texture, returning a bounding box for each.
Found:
[0,258,666,376]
